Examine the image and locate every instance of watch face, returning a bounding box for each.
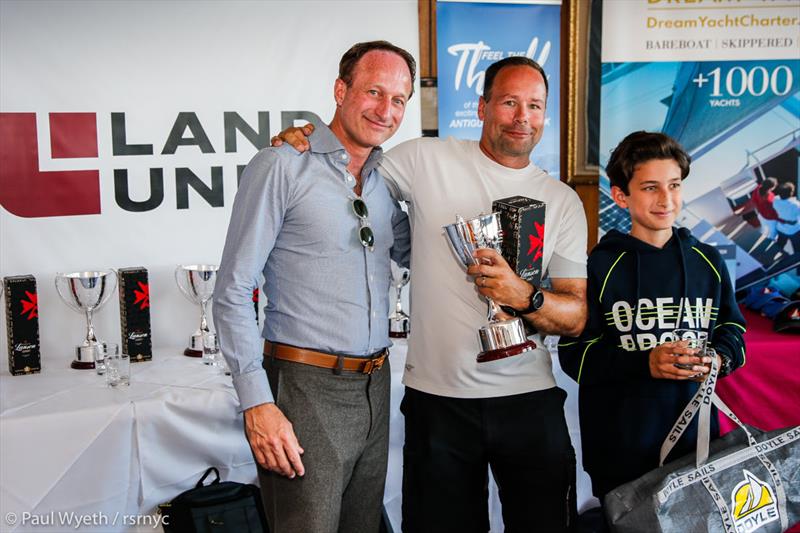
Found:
[532,290,544,310]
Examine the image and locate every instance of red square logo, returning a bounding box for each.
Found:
[50,112,98,158]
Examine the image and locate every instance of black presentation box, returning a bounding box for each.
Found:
[118,267,153,362]
[4,275,42,375]
[493,196,546,286]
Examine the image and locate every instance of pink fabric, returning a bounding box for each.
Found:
[716,306,800,434]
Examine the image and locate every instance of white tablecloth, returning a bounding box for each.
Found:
[0,341,595,533]
[1,349,254,533]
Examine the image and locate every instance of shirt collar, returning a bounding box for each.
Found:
[309,122,384,175]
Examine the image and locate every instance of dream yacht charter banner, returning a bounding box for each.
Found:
[599,0,800,290]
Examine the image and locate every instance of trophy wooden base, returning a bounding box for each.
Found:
[477,339,536,363]
[389,331,408,338]
[184,332,205,357]
[71,343,105,370]
[184,348,203,357]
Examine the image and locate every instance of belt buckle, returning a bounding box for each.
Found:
[363,352,386,375]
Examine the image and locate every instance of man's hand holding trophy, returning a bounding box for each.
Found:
[443,212,537,363]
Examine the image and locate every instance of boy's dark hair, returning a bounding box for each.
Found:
[759,177,778,198]
[776,182,796,200]
[483,56,548,102]
[606,131,691,195]
[338,40,416,98]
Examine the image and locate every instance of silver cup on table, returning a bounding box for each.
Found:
[55,270,117,370]
[444,213,536,363]
[389,262,410,338]
[175,264,218,357]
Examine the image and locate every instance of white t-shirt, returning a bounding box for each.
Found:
[381,137,588,398]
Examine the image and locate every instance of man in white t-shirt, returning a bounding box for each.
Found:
[275,57,588,533]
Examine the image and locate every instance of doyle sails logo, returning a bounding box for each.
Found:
[0,110,318,218]
[730,470,779,533]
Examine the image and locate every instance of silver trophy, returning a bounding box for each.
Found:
[55,270,117,369]
[444,213,536,363]
[175,264,218,357]
[389,262,410,338]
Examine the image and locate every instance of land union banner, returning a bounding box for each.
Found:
[436,0,562,178]
[0,0,421,361]
[599,0,800,290]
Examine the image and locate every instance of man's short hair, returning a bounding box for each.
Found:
[776,182,796,200]
[606,131,691,195]
[482,57,548,102]
[338,40,416,98]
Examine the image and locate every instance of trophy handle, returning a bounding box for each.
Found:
[175,265,197,303]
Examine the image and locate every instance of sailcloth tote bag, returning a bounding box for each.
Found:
[605,353,800,533]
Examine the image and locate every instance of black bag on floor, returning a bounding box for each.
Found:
[159,467,267,533]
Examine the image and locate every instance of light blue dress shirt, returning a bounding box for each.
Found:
[213,123,411,411]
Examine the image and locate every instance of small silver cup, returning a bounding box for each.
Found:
[55,270,117,369]
[175,264,218,357]
[443,213,536,363]
[671,328,709,371]
[389,262,410,338]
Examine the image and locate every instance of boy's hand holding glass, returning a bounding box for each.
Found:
[671,329,708,369]
[671,328,720,380]
[648,341,711,380]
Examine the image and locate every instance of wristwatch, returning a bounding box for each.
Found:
[717,350,733,377]
[501,284,544,317]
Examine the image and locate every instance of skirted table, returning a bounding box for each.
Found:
[716,306,800,435]
[0,340,595,532]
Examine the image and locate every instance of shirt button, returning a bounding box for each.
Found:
[340,153,347,160]
[370,275,374,281]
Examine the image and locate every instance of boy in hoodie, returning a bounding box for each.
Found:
[559,131,746,504]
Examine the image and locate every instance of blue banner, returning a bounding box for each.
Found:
[599,59,800,290]
[436,1,561,178]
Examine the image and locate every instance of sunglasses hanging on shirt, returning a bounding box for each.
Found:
[351,197,374,252]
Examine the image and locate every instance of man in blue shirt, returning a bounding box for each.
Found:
[213,41,414,533]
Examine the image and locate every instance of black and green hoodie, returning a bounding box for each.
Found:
[558,227,746,498]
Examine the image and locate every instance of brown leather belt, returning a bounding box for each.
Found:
[263,340,388,375]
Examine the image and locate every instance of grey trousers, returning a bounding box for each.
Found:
[256,356,391,533]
